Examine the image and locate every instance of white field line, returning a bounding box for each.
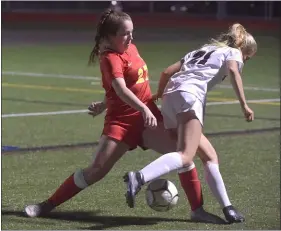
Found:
[206,98,280,105]
[2,98,279,118]
[2,109,89,118]
[215,84,279,92]
[2,71,100,81]
[2,71,279,92]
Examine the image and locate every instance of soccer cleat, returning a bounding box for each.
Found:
[191,207,226,224]
[123,171,144,208]
[223,205,245,223]
[24,201,53,218]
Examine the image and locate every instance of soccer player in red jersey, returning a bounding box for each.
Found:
[24,9,221,223]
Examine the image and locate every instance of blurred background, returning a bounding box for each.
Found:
[1,1,281,20]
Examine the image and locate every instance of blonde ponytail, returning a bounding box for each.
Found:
[208,23,257,55]
[229,23,247,48]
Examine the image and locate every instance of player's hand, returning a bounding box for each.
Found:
[242,104,254,122]
[152,90,165,102]
[142,106,157,129]
[152,94,160,102]
[88,101,106,117]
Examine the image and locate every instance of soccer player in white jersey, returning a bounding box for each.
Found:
[124,23,257,223]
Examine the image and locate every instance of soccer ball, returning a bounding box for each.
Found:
[145,179,179,212]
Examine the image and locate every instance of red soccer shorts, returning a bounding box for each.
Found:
[102,102,163,150]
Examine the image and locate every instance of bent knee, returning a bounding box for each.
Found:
[204,155,218,164]
[177,152,194,167]
[178,161,195,173]
[197,150,219,164]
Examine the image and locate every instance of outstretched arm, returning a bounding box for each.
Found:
[227,60,254,122]
[156,61,182,99]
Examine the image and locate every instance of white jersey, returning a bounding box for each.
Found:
[163,45,244,104]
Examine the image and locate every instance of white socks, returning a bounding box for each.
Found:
[140,152,183,183]
[139,153,232,209]
[204,161,231,208]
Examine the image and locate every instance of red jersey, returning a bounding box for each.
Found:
[100,43,152,121]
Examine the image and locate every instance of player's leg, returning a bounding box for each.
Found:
[124,92,202,208]
[142,124,224,224]
[142,123,204,211]
[168,111,245,223]
[196,135,245,223]
[137,101,204,213]
[25,135,129,217]
[124,109,201,203]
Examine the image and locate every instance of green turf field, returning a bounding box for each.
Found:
[1,28,280,230]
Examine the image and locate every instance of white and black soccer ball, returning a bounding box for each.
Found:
[145,179,179,212]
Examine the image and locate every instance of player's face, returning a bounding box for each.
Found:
[243,51,256,63]
[109,19,133,53]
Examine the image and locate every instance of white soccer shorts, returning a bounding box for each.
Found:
[161,91,205,129]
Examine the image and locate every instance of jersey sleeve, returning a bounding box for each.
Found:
[226,48,244,72]
[226,48,243,63]
[101,53,124,84]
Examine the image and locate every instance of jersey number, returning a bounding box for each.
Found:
[188,50,215,65]
[136,64,149,84]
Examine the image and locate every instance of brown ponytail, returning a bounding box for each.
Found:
[88,8,131,65]
[88,9,114,65]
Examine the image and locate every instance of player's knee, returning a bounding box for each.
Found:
[198,149,219,164]
[182,159,194,167]
[177,152,194,166]
[204,155,218,164]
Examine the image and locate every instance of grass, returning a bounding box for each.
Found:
[1,27,280,230]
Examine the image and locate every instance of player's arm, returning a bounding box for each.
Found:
[112,78,157,128]
[88,86,149,118]
[227,60,254,121]
[112,78,149,112]
[102,54,156,127]
[227,60,247,107]
[103,54,150,113]
[156,60,182,98]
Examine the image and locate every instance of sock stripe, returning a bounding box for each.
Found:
[74,169,88,189]
[177,162,195,173]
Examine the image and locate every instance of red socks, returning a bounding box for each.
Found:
[47,174,83,207]
[46,167,203,211]
[178,166,204,211]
